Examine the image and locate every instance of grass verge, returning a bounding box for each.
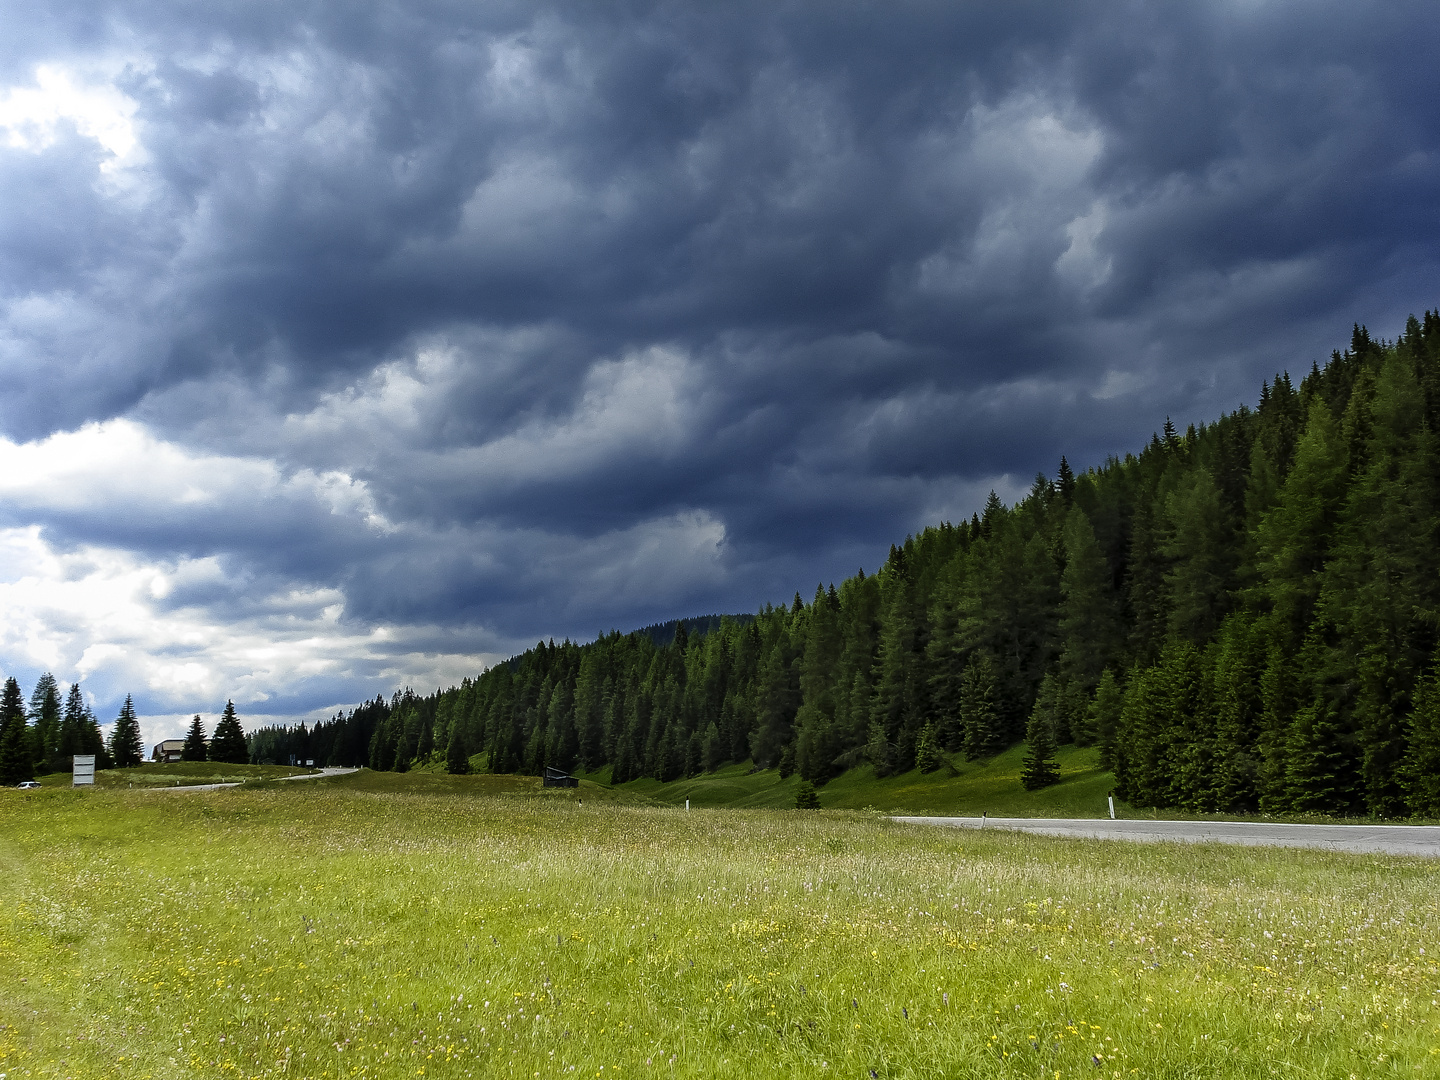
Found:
[585,745,1114,816]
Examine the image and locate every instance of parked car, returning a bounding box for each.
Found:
[16,780,41,789]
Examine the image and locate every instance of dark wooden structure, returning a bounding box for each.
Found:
[543,766,578,788]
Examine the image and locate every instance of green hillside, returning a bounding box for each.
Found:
[580,745,1113,816]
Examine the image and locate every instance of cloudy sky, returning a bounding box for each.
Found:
[2,1,1438,744]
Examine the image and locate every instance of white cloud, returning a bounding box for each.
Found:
[0,418,394,531]
[0,524,502,740]
[0,64,143,170]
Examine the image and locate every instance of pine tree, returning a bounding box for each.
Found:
[1090,669,1124,769]
[445,728,471,774]
[1207,613,1264,812]
[1035,672,1075,745]
[108,694,144,768]
[1285,695,1358,814]
[1125,499,1170,665]
[914,721,943,773]
[794,780,821,809]
[1399,652,1440,816]
[1163,467,1234,644]
[958,654,1002,759]
[1113,665,1165,806]
[182,714,207,761]
[209,701,249,764]
[1020,703,1061,790]
[1256,398,1347,648]
[1058,507,1120,691]
[777,742,796,779]
[58,683,88,759]
[1325,355,1437,816]
[864,718,892,775]
[0,677,33,785]
[700,720,723,772]
[27,674,61,773]
[1055,456,1076,506]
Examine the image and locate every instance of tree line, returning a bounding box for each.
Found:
[0,679,254,784]
[0,675,123,783]
[125,312,1440,818]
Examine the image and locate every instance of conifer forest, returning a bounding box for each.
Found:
[244,315,1440,817]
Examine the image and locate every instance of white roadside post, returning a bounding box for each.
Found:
[1108,796,1115,820]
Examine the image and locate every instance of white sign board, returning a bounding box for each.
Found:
[73,754,96,786]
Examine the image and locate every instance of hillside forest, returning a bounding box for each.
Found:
[244,313,1440,818]
[10,315,1440,817]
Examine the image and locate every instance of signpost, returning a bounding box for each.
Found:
[73,754,96,787]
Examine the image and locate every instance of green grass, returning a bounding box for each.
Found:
[586,749,1435,824]
[337,768,653,804]
[33,761,323,789]
[2,773,1437,1079]
[582,745,1115,816]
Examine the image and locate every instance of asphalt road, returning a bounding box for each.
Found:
[891,816,1440,857]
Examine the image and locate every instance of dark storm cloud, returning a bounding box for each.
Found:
[3,0,1440,700]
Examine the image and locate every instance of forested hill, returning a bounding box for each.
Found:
[630,614,753,648]
[255,313,1440,818]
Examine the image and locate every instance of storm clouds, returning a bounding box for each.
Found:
[2,0,1438,739]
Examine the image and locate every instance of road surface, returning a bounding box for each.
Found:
[156,766,359,792]
[891,816,1440,857]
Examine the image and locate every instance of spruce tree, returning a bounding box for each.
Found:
[1207,613,1265,812]
[1055,456,1076,506]
[108,694,144,768]
[1162,467,1233,644]
[1020,704,1061,791]
[445,729,471,774]
[1029,674,1067,744]
[58,683,87,759]
[914,721,943,773]
[794,780,820,809]
[1256,398,1347,647]
[777,742,796,779]
[0,677,33,785]
[958,654,1002,759]
[1399,651,1440,816]
[1090,669,1124,770]
[700,721,723,773]
[1313,353,1438,815]
[209,701,250,764]
[1058,507,1119,691]
[182,714,207,761]
[1285,697,1356,814]
[28,674,61,773]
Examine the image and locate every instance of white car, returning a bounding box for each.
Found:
[16,781,41,789]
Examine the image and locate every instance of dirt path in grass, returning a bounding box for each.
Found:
[892,816,1440,856]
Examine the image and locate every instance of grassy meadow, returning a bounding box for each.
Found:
[2,771,1438,1079]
